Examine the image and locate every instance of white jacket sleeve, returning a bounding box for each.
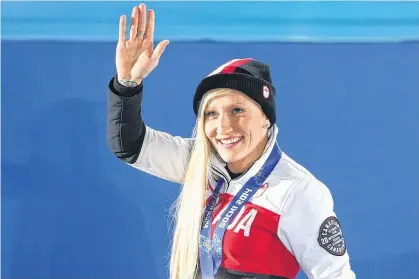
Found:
[106,77,194,185]
[277,178,356,279]
[130,126,194,184]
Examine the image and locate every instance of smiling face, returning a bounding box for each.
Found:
[203,89,270,174]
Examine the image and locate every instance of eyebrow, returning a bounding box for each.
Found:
[206,101,247,108]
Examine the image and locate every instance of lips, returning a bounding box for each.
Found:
[217,136,244,148]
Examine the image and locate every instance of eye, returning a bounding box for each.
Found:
[232,108,244,115]
[205,111,218,118]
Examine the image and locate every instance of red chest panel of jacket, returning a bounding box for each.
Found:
[207,192,300,278]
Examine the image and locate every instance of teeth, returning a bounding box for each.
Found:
[220,137,241,144]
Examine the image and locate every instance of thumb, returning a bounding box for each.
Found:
[151,40,170,62]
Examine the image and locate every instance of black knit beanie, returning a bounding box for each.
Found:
[193,58,276,125]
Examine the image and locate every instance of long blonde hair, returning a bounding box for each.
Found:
[169,88,234,279]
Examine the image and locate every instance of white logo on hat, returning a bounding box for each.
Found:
[263,85,270,99]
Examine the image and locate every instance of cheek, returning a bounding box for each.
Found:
[204,121,217,140]
[238,118,256,135]
[247,120,265,141]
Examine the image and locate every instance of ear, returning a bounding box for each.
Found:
[265,116,271,128]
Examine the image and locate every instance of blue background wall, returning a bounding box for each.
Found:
[2,1,419,279]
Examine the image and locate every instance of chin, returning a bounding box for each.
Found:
[217,150,245,166]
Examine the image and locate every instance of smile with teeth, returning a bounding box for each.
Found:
[219,137,243,146]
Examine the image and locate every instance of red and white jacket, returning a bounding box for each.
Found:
[128,125,356,279]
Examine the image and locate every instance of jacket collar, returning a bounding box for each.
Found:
[209,125,280,184]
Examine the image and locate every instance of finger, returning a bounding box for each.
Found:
[119,15,127,43]
[151,40,169,61]
[143,39,154,57]
[129,7,139,40]
[137,3,147,36]
[145,9,155,43]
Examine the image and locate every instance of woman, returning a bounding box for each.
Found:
[107,4,356,279]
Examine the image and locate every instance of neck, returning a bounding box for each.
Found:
[227,135,268,174]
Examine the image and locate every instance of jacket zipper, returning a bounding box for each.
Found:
[211,166,229,186]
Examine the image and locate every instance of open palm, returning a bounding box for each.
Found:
[116,3,169,84]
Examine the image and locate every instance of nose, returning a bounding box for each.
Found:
[217,112,233,135]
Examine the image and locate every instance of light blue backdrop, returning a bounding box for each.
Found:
[2,1,419,41]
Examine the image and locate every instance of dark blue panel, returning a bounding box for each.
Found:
[2,40,419,279]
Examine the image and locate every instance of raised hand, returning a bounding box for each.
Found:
[116,3,169,84]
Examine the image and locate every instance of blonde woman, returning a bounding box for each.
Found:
[107,4,356,279]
